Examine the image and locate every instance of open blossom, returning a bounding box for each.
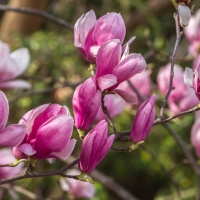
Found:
[0,148,24,179]
[73,77,101,131]
[60,169,95,199]
[0,41,31,89]
[130,95,156,144]
[184,55,200,100]
[184,9,200,56]
[0,90,26,147]
[74,10,126,62]
[94,39,146,103]
[13,104,76,160]
[95,94,125,122]
[157,63,198,114]
[78,120,115,174]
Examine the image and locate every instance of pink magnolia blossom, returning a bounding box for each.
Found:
[60,169,95,199]
[0,148,24,179]
[130,95,156,144]
[13,104,76,160]
[0,41,31,89]
[191,118,200,157]
[0,90,26,147]
[73,77,101,131]
[157,63,198,114]
[184,9,200,56]
[78,120,115,174]
[184,55,200,100]
[95,94,125,122]
[74,10,126,62]
[94,39,146,103]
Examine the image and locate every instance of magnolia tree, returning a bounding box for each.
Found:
[0,0,200,199]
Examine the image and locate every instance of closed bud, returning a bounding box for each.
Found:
[73,77,101,131]
[78,120,115,174]
[130,95,156,144]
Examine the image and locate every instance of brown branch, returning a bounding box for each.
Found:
[101,92,117,134]
[0,4,73,30]
[160,13,183,119]
[0,159,78,185]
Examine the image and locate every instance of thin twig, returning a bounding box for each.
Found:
[0,4,73,30]
[101,92,117,134]
[0,159,79,185]
[160,13,183,119]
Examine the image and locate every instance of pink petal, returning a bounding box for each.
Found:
[97,74,117,90]
[122,36,136,53]
[113,53,146,85]
[49,139,76,160]
[18,143,36,156]
[33,115,74,159]
[0,90,9,131]
[79,131,96,173]
[0,124,26,147]
[93,13,126,45]
[89,134,115,173]
[114,89,138,104]
[0,80,31,89]
[96,39,121,78]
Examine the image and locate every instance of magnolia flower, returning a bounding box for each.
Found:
[73,77,101,131]
[95,94,125,122]
[94,39,146,103]
[0,148,24,179]
[78,120,115,174]
[184,9,200,56]
[184,55,200,100]
[74,10,126,62]
[13,104,76,160]
[60,169,95,199]
[0,41,31,89]
[0,90,26,147]
[157,63,198,114]
[130,95,156,144]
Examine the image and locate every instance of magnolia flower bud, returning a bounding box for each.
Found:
[130,95,156,144]
[78,120,115,174]
[72,77,101,131]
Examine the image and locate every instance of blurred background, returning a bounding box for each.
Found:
[0,0,200,199]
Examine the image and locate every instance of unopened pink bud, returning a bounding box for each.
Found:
[191,119,200,157]
[130,95,156,143]
[78,120,115,174]
[73,77,101,130]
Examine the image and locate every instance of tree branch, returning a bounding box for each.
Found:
[0,4,73,30]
